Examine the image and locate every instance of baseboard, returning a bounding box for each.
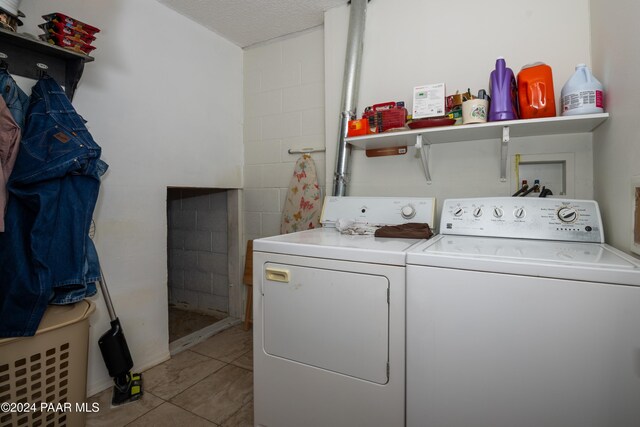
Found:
[87,350,171,397]
[169,316,241,356]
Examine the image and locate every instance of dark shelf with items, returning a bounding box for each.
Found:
[0,27,94,101]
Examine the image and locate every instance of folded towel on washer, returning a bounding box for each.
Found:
[374,223,433,239]
[335,218,381,235]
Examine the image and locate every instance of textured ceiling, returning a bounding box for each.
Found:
[157,0,348,48]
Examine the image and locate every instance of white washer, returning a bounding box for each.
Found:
[253,196,436,427]
[406,197,640,427]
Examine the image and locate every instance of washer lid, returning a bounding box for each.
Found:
[254,228,424,265]
[407,235,640,285]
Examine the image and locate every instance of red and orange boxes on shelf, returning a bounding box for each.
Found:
[38,13,100,56]
[348,101,408,137]
[347,118,369,137]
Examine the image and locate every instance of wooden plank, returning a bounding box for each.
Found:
[243,240,253,286]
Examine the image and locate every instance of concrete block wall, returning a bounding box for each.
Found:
[243,27,326,243]
[167,188,229,315]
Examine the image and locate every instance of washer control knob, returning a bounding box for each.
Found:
[473,207,483,217]
[493,207,504,218]
[453,207,464,217]
[557,207,578,223]
[400,205,416,219]
[514,207,526,219]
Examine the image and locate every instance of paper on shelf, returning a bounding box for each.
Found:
[413,83,445,119]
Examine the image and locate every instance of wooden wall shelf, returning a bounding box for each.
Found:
[0,28,94,101]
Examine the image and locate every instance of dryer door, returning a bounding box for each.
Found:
[262,262,390,384]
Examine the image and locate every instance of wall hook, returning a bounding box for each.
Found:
[36,62,49,78]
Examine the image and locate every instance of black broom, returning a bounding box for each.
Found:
[96,269,144,406]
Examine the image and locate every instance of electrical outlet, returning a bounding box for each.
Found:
[632,175,640,256]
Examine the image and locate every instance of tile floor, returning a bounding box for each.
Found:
[86,325,253,427]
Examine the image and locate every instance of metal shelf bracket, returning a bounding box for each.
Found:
[415,133,423,149]
[415,133,432,184]
[500,126,510,182]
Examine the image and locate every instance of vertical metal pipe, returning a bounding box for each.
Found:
[332,0,368,196]
[98,269,118,322]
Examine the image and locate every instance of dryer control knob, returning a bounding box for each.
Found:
[557,207,578,223]
[493,207,504,218]
[473,208,483,217]
[514,207,526,219]
[453,208,464,217]
[401,205,416,219]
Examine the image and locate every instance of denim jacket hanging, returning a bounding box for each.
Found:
[0,75,108,337]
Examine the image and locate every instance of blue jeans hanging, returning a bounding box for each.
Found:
[0,76,108,337]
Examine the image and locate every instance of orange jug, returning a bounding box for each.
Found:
[517,62,556,119]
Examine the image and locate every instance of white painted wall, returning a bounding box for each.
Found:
[17,0,243,395]
[243,28,326,243]
[325,0,594,212]
[590,0,640,253]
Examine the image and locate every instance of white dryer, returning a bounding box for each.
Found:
[406,197,640,427]
[253,196,435,427]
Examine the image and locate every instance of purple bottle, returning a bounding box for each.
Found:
[489,57,519,121]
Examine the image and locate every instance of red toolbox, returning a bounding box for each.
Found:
[362,102,407,133]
